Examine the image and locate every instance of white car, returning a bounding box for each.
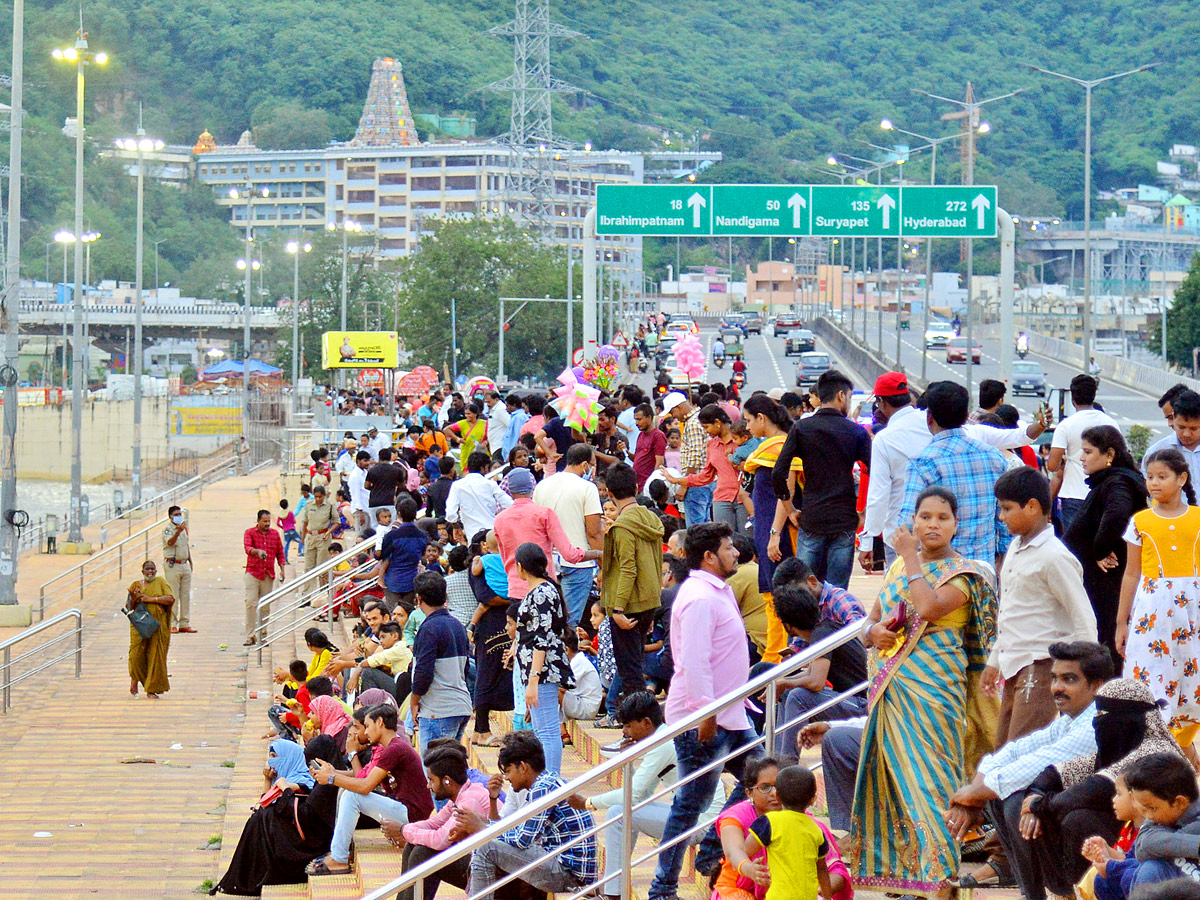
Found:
[924,321,957,349]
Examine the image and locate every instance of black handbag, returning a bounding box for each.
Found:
[124,603,159,640]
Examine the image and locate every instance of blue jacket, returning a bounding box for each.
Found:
[380,523,427,593]
[411,607,473,719]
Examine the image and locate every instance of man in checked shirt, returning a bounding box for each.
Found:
[661,392,711,526]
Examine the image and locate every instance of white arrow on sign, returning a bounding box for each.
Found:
[787,192,807,229]
[687,192,707,229]
[971,193,992,229]
[876,193,896,230]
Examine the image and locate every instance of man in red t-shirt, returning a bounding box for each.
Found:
[631,403,667,491]
[243,509,286,646]
[309,704,433,876]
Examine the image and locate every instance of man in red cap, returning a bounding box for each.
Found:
[860,371,929,570]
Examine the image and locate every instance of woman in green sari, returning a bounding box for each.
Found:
[847,486,999,897]
[128,559,174,698]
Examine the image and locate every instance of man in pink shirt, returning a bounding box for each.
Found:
[386,743,492,900]
[492,468,600,600]
[648,521,754,900]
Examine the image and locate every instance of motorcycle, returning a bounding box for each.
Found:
[713,354,726,369]
[732,370,746,389]
[1016,335,1029,359]
[637,356,648,373]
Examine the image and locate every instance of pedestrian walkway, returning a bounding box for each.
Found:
[0,465,284,899]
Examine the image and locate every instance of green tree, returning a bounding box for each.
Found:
[1166,253,1200,367]
[394,217,572,382]
[252,101,334,150]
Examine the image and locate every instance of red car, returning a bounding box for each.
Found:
[945,338,982,364]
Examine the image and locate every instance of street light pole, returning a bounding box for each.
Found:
[231,179,267,443]
[286,235,312,415]
[53,25,107,544]
[1026,62,1157,368]
[116,121,163,506]
[152,239,166,295]
[0,0,24,607]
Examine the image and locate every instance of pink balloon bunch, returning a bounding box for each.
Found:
[672,334,706,380]
[552,367,603,432]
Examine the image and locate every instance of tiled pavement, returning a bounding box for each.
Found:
[0,466,284,899]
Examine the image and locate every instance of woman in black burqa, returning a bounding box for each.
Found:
[1000,679,1182,899]
[212,735,345,896]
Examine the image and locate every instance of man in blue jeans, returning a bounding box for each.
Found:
[409,571,473,747]
[771,370,871,588]
[532,443,603,628]
[768,563,867,761]
[647,523,755,900]
[661,391,713,526]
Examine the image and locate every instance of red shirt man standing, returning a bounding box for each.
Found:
[244,509,286,646]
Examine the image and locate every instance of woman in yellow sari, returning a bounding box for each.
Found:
[847,486,998,897]
[128,559,174,698]
[740,393,802,663]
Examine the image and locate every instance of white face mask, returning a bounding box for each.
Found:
[172,515,184,525]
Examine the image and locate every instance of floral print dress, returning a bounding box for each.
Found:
[1122,505,1200,733]
[516,581,576,690]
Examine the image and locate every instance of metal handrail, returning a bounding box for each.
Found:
[258,555,377,639]
[254,533,381,662]
[258,569,383,654]
[1,608,82,713]
[97,453,237,532]
[35,456,275,620]
[358,617,868,900]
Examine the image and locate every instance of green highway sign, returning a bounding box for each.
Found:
[810,185,900,237]
[711,185,810,235]
[901,185,997,237]
[595,184,711,236]
[595,183,999,238]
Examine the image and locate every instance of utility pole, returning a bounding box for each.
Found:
[0,0,24,612]
[1025,62,1157,369]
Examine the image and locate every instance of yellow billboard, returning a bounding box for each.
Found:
[321,331,399,369]
[170,406,242,435]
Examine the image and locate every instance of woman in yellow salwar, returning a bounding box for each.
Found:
[847,486,998,898]
[128,559,174,698]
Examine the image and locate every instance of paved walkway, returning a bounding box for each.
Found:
[0,466,284,899]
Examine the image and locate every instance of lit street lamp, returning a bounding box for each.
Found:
[229,180,269,442]
[53,24,107,543]
[1025,62,1158,366]
[116,121,164,506]
[286,237,312,414]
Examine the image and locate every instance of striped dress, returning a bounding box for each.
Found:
[846,554,998,894]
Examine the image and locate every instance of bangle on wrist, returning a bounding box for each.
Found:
[737,861,747,876]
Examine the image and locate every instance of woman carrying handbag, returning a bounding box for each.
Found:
[127,559,175,698]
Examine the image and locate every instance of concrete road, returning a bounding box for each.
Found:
[842,312,1171,440]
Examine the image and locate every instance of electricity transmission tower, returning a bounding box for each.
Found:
[486,0,580,236]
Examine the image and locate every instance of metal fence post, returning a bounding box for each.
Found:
[2,646,9,713]
[621,758,633,900]
[74,614,82,678]
[118,543,123,579]
[38,588,45,622]
[79,566,84,606]
[764,680,777,758]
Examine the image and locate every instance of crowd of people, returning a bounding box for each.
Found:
[120,360,1200,900]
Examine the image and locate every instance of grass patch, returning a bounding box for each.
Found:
[207,834,222,846]
[220,760,235,768]
[195,879,215,893]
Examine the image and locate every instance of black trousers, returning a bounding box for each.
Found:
[398,843,469,900]
[990,791,1120,900]
[608,610,654,702]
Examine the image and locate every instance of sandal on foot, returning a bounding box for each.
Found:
[306,859,351,877]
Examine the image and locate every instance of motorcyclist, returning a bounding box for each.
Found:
[732,357,747,377]
[1016,332,1029,356]
[712,337,726,361]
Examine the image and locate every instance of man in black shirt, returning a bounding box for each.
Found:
[364,447,402,527]
[771,369,870,589]
[426,455,457,520]
[769,558,867,762]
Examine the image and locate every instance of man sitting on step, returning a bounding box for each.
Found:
[454,731,598,900]
[306,703,433,877]
[588,691,726,900]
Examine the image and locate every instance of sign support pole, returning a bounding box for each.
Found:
[583,208,598,360]
[998,208,1015,385]
[497,297,505,384]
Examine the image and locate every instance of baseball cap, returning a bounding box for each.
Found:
[660,392,688,415]
[873,372,909,398]
[506,467,536,495]
[766,387,786,401]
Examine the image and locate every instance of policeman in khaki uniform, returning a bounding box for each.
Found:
[302,484,337,586]
[162,504,194,633]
